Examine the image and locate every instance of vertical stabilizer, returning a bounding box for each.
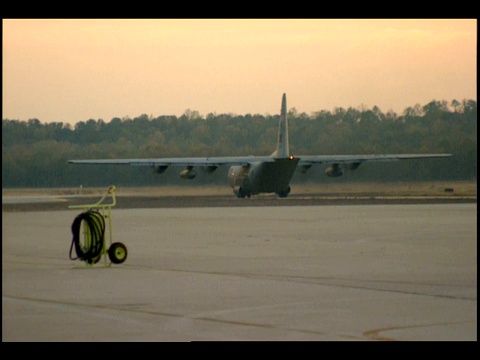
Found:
[273,93,289,158]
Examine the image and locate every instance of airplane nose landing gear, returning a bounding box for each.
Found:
[235,187,252,198]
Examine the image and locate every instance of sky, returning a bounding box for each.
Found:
[2,19,477,125]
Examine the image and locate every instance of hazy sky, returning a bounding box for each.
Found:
[3,19,477,125]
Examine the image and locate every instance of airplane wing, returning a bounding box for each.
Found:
[68,153,451,167]
[297,153,452,165]
[68,156,276,167]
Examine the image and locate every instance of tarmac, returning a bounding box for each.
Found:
[2,195,477,341]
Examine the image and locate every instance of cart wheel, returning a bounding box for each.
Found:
[108,242,128,264]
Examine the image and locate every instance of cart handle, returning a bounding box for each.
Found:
[68,185,116,210]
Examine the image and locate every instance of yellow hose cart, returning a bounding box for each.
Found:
[69,185,127,267]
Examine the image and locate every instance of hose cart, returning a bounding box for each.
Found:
[69,185,127,267]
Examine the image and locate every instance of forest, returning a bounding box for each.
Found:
[2,99,477,188]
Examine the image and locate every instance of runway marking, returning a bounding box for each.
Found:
[2,295,364,340]
[5,294,475,341]
[2,195,68,204]
[363,320,477,341]
[121,264,477,301]
[4,255,476,302]
[192,300,314,318]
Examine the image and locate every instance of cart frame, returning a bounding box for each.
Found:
[69,185,126,267]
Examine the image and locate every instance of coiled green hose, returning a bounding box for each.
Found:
[69,210,105,263]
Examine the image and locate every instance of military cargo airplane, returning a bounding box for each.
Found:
[69,94,451,198]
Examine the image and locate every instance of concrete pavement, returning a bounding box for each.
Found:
[2,204,476,341]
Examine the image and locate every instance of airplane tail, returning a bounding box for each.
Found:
[272,93,289,158]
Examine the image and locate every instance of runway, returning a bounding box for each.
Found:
[2,203,477,341]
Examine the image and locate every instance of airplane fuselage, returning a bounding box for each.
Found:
[228,157,299,198]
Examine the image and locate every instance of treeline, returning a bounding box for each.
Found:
[2,99,477,188]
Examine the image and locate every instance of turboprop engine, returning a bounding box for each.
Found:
[325,164,343,177]
[299,164,313,174]
[347,162,361,170]
[180,166,196,179]
[155,165,168,174]
[204,165,218,174]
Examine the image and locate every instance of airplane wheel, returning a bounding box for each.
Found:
[237,188,246,198]
[277,186,290,198]
[108,242,128,264]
